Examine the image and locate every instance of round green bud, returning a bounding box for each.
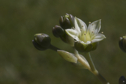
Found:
[119,76,126,84]
[32,40,44,50]
[59,13,74,29]
[119,36,126,53]
[74,41,98,52]
[32,33,51,50]
[52,25,64,37]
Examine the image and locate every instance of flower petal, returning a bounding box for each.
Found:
[65,29,79,41]
[76,18,87,32]
[91,34,106,43]
[79,40,91,45]
[74,17,81,32]
[88,19,101,34]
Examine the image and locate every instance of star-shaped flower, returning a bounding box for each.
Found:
[65,17,106,52]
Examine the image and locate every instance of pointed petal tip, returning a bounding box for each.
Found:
[91,34,106,43]
[76,17,87,31]
[101,34,106,38]
[65,29,78,38]
[88,19,101,34]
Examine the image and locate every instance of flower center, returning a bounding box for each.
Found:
[79,32,92,43]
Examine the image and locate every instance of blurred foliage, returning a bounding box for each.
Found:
[0,0,126,84]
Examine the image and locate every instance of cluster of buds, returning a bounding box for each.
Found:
[52,13,75,46]
[59,13,74,29]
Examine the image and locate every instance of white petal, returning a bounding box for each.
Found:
[80,40,91,45]
[92,34,106,43]
[95,34,106,39]
[88,19,101,34]
[74,17,81,32]
[86,41,92,44]
[57,50,77,63]
[66,29,78,35]
[65,29,79,41]
[76,18,87,31]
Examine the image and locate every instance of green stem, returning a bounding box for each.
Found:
[96,72,110,84]
[74,49,110,84]
[87,52,109,84]
[49,44,60,51]
[90,69,110,84]
[86,52,96,71]
[86,52,109,84]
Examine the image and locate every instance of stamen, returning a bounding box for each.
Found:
[89,22,91,24]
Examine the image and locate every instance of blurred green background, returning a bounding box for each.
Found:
[0,0,126,84]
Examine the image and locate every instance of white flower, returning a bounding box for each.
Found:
[66,17,105,45]
[65,17,106,52]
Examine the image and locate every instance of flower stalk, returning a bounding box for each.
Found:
[49,44,60,51]
[74,49,109,84]
[86,52,96,71]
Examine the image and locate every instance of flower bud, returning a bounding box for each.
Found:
[119,76,126,84]
[52,25,64,37]
[59,13,74,29]
[52,14,75,46]
[32,33,51,50]
[57,50,77,63]
[60,33,74,46]
[119,36,126,53]
[74,41,98,52]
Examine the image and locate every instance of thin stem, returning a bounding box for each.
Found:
[96,73,110,84]
[74,49,110,84]
[86,52,96,71]
[90,69,109,84]
[49,44,60,51]
[86,52,109,84]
